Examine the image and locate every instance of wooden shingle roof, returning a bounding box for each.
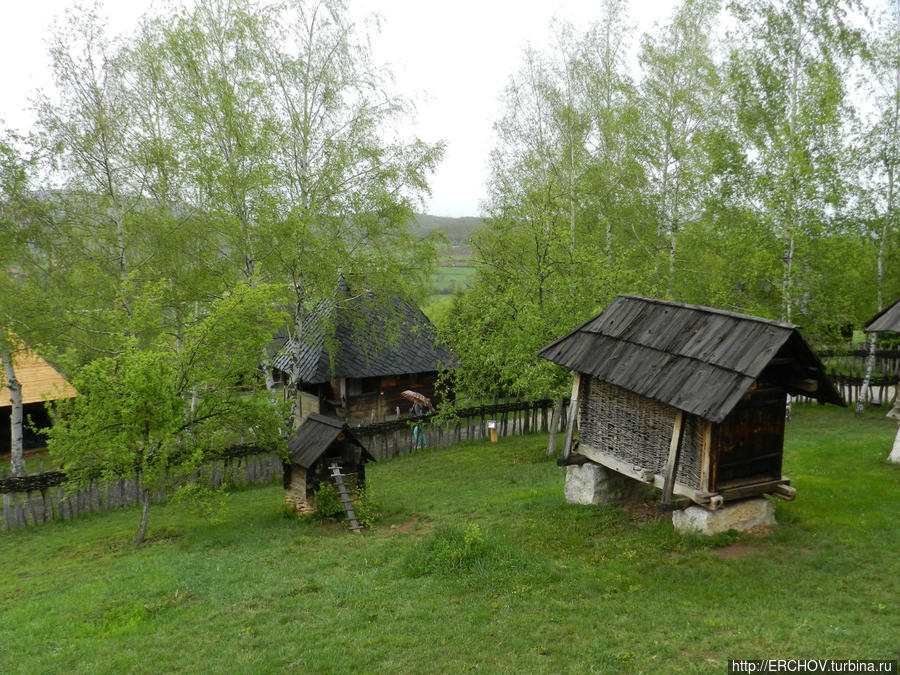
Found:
[865,298,900,333]
[539,295,842,423]
[0,343,77,407]
[273,292,457,384]
[287,413,374,469]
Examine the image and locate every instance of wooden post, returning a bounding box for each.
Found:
[547,397,563,456]
[561,374,581,460]
[660,410,685,510]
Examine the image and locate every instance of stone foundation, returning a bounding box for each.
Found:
[283,495,316,515]
[672,497,776,535]
[564,462,654,505]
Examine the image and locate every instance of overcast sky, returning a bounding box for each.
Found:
[0,0,680,217]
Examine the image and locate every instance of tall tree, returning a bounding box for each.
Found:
[726,0,863,324]
[639,0,722,298]
[46,282,286,542]
[252,0,443,426]
[857,0,900,413]
[442,7,645,401]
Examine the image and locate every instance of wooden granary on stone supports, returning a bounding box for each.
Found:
[283,413,376,514]
[539,295,844,509]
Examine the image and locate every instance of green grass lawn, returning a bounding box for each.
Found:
[1,405,897,673]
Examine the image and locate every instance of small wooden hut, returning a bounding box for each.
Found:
[283,413,376,513]
[273,284,456,425]
[539,295,843,508]
[864,298,900,463]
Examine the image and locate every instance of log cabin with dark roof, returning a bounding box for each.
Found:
[283,413,375,513]
[272,286,457,426]
[539,295,844,508]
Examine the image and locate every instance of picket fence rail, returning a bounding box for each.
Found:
[1,453,283,531]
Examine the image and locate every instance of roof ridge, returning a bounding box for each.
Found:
[595,332,788,381]
[619,295,797,330]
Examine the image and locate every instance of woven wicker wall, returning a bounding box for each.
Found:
[579,378,704,489]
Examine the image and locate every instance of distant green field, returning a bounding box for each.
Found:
[433,265,474,291]
[1,405,897,672]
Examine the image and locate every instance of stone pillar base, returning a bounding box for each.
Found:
[284,495,316,515]
[672,497,776,535]
[564,462,653,505]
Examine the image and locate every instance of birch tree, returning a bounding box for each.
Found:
[251,0,443,427]
[726,0,863,323]
[857,0,900,413]
[639,0,721,298]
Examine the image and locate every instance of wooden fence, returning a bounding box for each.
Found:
[0,397,568,531]
[818,374,897,407]
[818,349,900,376]
[0,452,282,531]
[351,397,568,460]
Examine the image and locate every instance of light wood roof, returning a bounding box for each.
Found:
[1,345,77,407]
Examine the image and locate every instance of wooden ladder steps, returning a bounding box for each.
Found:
[328,463,361,533]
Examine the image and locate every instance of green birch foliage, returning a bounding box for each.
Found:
[725,0,864,326]
[638,0,722,299]
[855,0,900,312]
[440,7,649,401]
[46,282,288,534]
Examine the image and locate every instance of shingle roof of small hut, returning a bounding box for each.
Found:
[272,289,457,384]
[539,295,842,423]
[864,298,900,333]
[287,413,375,469]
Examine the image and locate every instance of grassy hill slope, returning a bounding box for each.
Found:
[1,405,897,672]
[411,213,483,244]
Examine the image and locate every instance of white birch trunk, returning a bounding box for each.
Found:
[889,425,900,464]
[1,346,25,477]
[286,284,307,430]
[262,345,276,393]
[136,487,151,544]
[857,333,878,415]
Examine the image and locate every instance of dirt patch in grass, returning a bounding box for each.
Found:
[621,499,664,525]
[389,519,420,532]
[712,543,766,559]
[382,519,433,535]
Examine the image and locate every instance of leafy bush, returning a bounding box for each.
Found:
[314,482,382,529]
[314,483,344,521]
[353,488,382,529]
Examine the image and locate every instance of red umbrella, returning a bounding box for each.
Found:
[401,390,433,410]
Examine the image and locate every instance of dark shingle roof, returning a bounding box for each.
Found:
[273,292,457,384]
[865,299,900,333]
[287,413,374,469]
[539,295,842,423]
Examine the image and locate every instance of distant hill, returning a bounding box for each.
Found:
[411,214,483,244]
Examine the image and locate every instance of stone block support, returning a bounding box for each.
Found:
[564,462,653,505]
[672,497,776,535]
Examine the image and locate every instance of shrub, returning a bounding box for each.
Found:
[314,483,344,521]
[353,488,382,529]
